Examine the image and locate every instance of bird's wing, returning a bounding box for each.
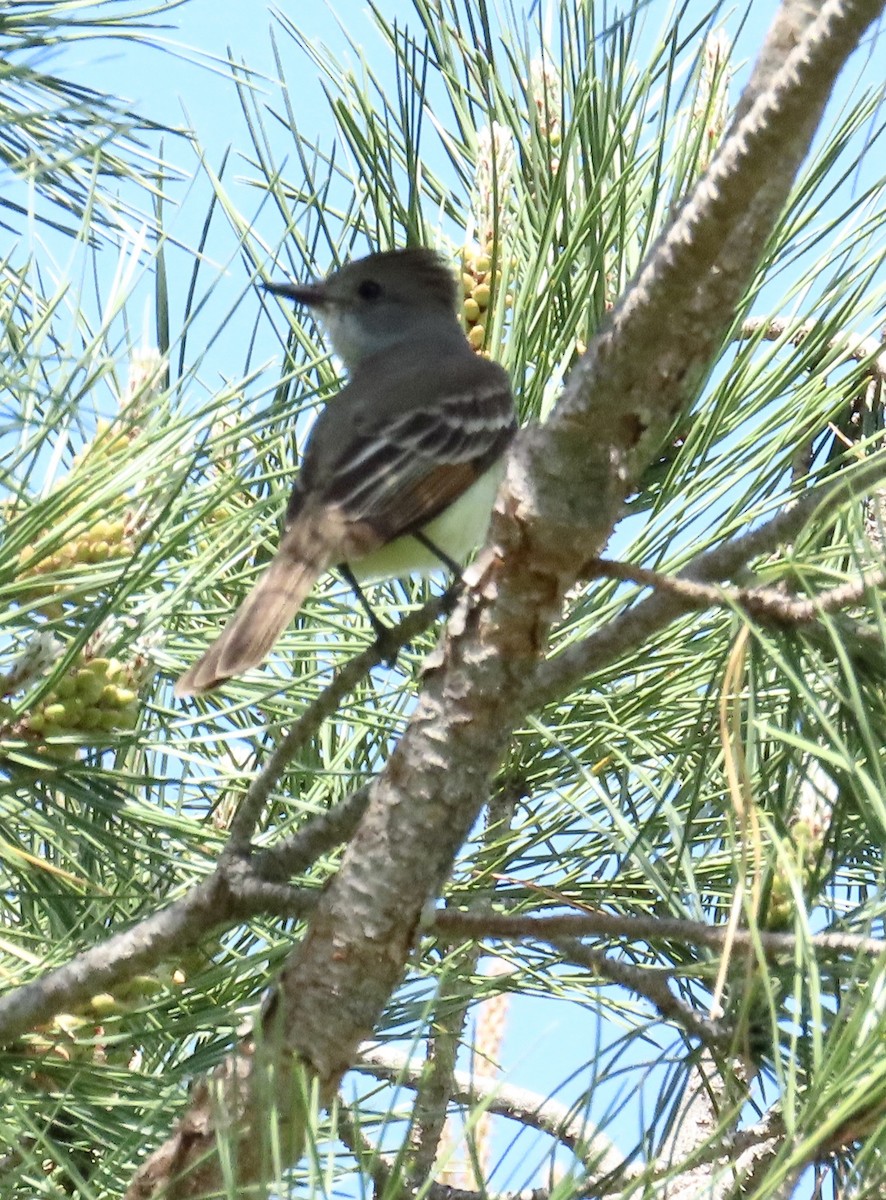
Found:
[319,379,516,541]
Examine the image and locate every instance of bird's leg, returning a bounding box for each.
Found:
[338,564,399,665]
[412,530,464,577]
[340,535,468,667]
[412,532,467,616]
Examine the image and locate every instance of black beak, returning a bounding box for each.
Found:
[263,279,327,307]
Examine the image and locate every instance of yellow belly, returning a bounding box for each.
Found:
[349,461,504,582]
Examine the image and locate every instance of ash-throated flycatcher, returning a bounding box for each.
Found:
[174,248,516,696]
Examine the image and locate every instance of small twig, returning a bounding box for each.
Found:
[407,944,480,1186]
[251,785,370,882]
[357,1043,627,1179]
[730,1132,794,1199]
[661,1111,785,1198]
[737,317,886,383]
[407,788,526,1187]
[656,1050,750,1200]
[746,572,886,622]
[220,863,318,921]
[554,939,734,1050]
[411,1111,788,1200]
[431,910,886,960]
[334,1095,394,1198]
[421,1187,490,1200]
[589,556,886,624]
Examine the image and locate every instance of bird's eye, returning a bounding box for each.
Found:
[357,279,383,301]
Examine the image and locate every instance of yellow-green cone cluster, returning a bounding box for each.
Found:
[460,243,515,353]
[85,966,187,1020]
[24,966,186,1071]
[15,347,163,614]
[195,502,238,556]
[530,57,562,166]
[461,243,495,351]
[16,516,136,617]
[8,655,142,757]
[460,121,516,353]
[17,409,143,616]
[690,30,731,174]
[765,766,834,929]
[765,824,826,930]
[73,417,136,467]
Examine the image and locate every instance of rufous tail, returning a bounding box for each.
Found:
[174,545,330,696]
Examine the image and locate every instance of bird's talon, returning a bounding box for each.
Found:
[373,623,400,668]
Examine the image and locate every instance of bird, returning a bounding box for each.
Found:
[174,247,516,697]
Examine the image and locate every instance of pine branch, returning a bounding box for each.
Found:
[431,909,886,960]
[357,1043,626,1178]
